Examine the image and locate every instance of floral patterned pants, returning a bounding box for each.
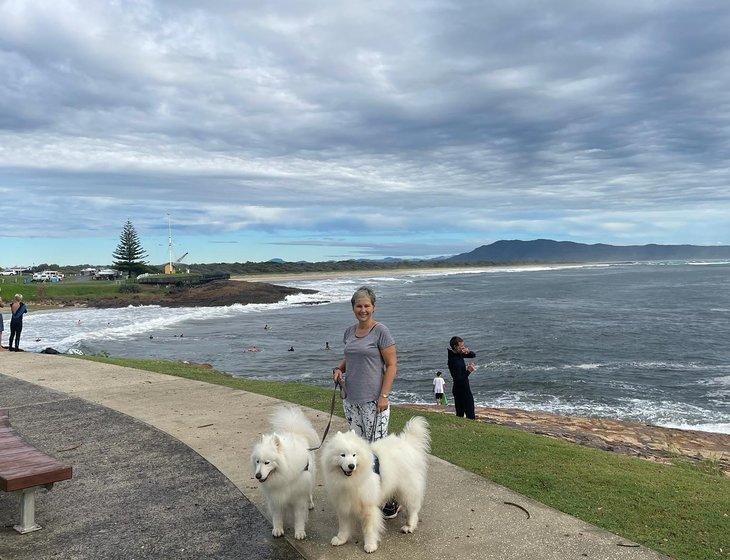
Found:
[342,399,390,442]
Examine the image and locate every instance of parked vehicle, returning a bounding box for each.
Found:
[32,270,63,282]
[93,269,118,280]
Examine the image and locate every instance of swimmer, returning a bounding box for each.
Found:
[247,345,260,352]
[264,324,270,330]
[288,346,294,352]
[325,341,331,350]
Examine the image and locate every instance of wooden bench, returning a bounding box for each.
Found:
[0,408,73,533]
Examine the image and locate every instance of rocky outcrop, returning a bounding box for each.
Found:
[402,404,729,473]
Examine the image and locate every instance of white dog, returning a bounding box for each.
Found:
[321,416,430,553]
[250,406,319,540]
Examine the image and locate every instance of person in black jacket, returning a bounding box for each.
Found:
[447,336,477,419]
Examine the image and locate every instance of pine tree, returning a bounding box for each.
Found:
[112,220,148,278]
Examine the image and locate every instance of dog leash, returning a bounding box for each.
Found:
[307,381,342,451]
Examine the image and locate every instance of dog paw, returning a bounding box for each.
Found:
[331,536,347,546]
[294,530,306,540]
[272,527,284,537]
[401,524,414,533]
[364,542,378,553]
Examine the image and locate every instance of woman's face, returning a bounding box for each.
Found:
[352,297,375,323]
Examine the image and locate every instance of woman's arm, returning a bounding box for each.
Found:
[377,345,397,412]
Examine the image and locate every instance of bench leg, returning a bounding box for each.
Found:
[14,488,42,534]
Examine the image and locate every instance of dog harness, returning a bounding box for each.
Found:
[372,453,380,475]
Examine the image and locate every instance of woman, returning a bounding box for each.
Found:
[0,292,5,351]
[9,294,27,352]
[332,286,399,517]
[447,336,477,419]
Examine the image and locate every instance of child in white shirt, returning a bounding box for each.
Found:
[433,371,447,405]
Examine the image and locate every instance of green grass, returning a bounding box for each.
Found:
[78,355,729,560]
[0,277,155,303]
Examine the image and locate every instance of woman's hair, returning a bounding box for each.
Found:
[351,286,376,307]
[449,336,463,350]
[14,293,23,302]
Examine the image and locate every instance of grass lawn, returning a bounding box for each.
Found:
[0,276,155,303]
[79,355,729,560]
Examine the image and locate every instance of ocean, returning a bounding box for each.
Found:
[15,261,730,434]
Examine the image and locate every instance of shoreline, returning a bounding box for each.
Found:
[8,280,316,310]
[230,263,589,284]
[401,403,730,473]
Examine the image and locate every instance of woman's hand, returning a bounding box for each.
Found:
[333,367,343,384]
[377,395,389,412]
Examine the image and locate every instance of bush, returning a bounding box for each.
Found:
[118,283,141,294]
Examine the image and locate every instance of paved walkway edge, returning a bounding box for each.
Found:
[1,353,668,560]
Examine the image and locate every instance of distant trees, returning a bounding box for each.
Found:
[112,220,148,278]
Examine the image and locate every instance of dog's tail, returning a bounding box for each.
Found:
[401,416,431,453]
[270,405,320,447]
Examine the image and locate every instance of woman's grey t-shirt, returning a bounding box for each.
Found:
[342,322,395,404]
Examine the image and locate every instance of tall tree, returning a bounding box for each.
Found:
[112,220,148,278]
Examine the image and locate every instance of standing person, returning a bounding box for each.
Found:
[433,371,446,406]
[0,292,4,351]
[9,294,27,352]
[447,336,477,419]
[332,286,399,518]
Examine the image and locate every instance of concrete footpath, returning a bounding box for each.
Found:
[1,353,669,560]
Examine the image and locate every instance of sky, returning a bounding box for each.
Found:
[1,1,730,266]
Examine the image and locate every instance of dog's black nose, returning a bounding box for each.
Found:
[348,463,355,470]
[255,472,262,479]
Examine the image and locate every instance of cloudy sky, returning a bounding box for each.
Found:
[1,1,729,265]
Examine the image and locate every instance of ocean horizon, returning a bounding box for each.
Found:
[15,260,730,435]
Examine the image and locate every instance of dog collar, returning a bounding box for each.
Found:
[372,453,380,476]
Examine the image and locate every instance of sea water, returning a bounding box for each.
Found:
[17,262,730,434]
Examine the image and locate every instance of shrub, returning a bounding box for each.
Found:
[118,283,141,294]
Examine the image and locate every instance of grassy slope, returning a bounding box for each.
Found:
[79,356,728,560]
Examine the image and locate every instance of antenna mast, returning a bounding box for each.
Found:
[167,213,173,271]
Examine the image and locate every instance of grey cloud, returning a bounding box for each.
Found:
[1,1,730,251]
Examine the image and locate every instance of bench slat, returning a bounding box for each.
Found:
[0,419,73,492]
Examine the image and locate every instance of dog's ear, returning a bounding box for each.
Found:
[273,435,282,449]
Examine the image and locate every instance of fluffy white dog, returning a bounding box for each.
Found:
[250,406,319,540]
[321,416,430,553]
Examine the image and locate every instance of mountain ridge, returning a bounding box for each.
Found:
[447,239,730,263]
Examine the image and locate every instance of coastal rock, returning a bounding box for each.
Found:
[402,403,730,474]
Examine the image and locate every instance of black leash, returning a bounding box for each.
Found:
[307,381,341,451]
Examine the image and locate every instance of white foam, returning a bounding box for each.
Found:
[475,391,729,434]
[657,422,730,434]
[18,292,337,353]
